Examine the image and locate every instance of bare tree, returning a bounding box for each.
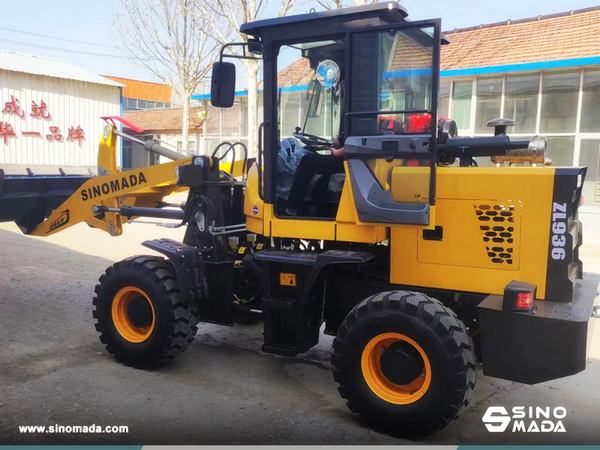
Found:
[114,0,229,153]
[197,0,300,157]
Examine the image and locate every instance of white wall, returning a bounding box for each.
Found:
[0,70,120,174]
[581,211,600,246]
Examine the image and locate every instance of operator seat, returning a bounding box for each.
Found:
[277,138,345,218]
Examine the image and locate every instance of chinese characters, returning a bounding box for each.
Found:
[1,95,84,145]
[0,122,17,144]
[30,100,51,119]
[2,95,25,119]
[67,126,85,146]
[46,126,63,142]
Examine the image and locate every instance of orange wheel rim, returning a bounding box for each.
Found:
[361,332,431,405]
[111,286,155,343]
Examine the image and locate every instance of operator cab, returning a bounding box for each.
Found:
[212,2,447,226]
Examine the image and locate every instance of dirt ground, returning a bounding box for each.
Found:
[1,216,600,445]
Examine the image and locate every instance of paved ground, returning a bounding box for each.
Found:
[1,218,600,445]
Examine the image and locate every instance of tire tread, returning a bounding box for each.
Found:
[331,290,477,438]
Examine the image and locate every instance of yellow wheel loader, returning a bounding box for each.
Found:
[1,3,599,438]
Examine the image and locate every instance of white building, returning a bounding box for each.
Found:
[0,50,123,174]
[122,107,206,168]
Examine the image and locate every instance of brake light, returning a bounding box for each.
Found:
[502,280,536,312]
[516,292,534,309]
[407,114,431,133]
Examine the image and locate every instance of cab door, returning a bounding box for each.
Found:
[342,20,442,227]
[266,38,346,240]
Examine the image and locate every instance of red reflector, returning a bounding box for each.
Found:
[516,292,534,308]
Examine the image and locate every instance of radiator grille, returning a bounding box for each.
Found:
[475,204,516,265]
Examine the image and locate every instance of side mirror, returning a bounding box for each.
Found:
[306,80,322,118]
[211,62,236,108]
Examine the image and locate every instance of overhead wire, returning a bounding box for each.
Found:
[0,27,159,61]
[0,38,154,61]
[0,26,116,49]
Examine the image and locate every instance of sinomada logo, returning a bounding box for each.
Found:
[482,406,567,433]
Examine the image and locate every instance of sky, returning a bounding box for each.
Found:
[1,0,599,85]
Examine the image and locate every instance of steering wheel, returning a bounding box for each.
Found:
[293,127,333,150]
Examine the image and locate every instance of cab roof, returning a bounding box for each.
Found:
[240,2,409,38]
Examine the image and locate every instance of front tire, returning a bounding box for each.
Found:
[332,291,476,438]
[93,256,200,368]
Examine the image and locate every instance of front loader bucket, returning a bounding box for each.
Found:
[0,169,91,234]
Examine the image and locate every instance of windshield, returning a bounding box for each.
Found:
[349,25,436,136]
[277,41,344,142]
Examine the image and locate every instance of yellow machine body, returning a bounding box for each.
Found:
[388,166,555,299]
[30,127,191,237]
[244,162,557,300]
[28,126,241,237]
[29,125,559,303]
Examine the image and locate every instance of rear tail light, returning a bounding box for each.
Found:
[503,281,537,312]
[407,114,432,133]
[516,292,535,309]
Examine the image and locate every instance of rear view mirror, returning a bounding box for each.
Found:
[306,80,322,118]
[211,62,236,108]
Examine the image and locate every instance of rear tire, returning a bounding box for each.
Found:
[332,291,476,438]
[93,256,200,369]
